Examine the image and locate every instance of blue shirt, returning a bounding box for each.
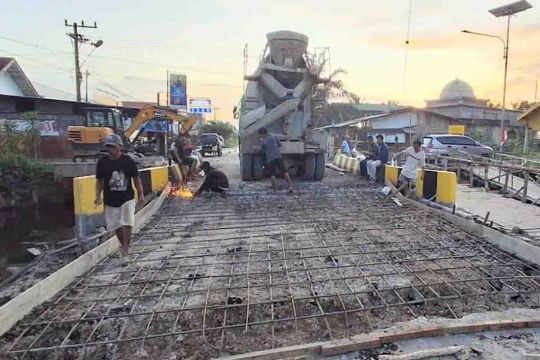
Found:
[261,135,282,161]
[375,143,389,164]
[341,140,350,155]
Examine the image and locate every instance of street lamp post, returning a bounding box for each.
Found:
[462,0,532,152]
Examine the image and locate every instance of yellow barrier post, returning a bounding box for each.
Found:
[385,165,400,186]
[436,171,457,205]
[416,169,424,199]
[148,166,169,192]
[73,176,103,216]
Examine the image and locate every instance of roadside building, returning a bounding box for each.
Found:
[0,57,39,97]
[518,103,540,151]
[426,79,523,144]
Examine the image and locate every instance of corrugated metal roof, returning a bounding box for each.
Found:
[350,103,402,112]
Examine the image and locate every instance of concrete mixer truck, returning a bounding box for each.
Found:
[238,30,327,181]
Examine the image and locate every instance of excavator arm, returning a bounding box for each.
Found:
[124,104,197,139]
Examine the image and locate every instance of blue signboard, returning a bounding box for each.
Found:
[169,73,187,109]
[190,107,212,113]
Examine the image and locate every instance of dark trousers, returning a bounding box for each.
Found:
[359,159,368,176]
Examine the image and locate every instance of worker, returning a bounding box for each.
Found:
[359,135,378,178]
[367,134,389,183]
[341,136,351,156]
[258,128,293,192]
[95,134,144,265]
[172,133,197,181]
[195,161,229,195]
[395,139,426,191]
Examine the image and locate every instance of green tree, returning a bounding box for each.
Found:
[512,100,537,111]
[307,53,359,126]
[200,120,238,145]
[0,120,21,154]
[22,111,40,160]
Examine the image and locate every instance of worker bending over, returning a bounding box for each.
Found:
[172,133,197,182]
[195,161,229,195]
[95,134,144,265]
[258,128,293,192]
[386,139,425,199]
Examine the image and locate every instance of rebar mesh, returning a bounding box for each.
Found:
[2,184,540,359]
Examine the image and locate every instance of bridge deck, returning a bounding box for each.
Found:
[2,184,540,358]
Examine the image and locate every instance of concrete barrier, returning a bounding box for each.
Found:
[73,166,170,238]
[333,154,360,175]
[385,165,457,206]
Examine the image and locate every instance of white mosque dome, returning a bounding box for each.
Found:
[440,79,476,100]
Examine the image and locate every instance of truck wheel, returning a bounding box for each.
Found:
[303,154,316,180]
[201,151,206,157]
[241,154,253,181]
[252,154,264,180]
[218,148,223,157]
[314,153,325,181]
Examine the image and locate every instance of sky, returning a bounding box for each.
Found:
[1,0,539,121]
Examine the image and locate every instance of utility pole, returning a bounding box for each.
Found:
[166,70,170,107]
[65,19,98,102]
[85,70,90,102]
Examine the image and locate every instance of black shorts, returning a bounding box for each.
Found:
[175,156,194,167]
[267,158,287,175]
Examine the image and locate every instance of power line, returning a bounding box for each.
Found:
[0,34,236,75]
[0,47,72,73]
[403,0,413,102]
[0,35,71,54]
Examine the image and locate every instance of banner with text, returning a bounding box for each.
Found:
[189,98,212,113]
[169,73,187,110]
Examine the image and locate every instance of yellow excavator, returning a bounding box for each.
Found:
[67,104,197,161]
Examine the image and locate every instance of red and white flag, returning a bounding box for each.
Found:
[501,126,508,145]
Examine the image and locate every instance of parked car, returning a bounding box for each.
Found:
[199,133,223,157]
[422,134,494,158]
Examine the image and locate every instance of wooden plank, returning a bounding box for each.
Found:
[0,184,170,337]
[218,342,323,360]
[229,316,540,359]
[320,334,380,356]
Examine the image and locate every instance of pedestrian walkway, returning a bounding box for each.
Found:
[472,165,540,204]
[457,184,540,240]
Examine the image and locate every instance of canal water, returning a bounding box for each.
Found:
[0,181,74,282]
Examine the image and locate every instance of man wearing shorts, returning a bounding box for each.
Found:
[172,133,196,181]
[95,134,144,265]
[384,139,425,200]
[258,128,292,191]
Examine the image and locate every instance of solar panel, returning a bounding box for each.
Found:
[489,0,532,17]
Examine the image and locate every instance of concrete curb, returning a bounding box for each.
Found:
[386,179,540,266]
[0,183,170,337]
[220,312,540,359]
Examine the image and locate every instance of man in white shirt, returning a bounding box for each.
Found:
[384,139,425,200]
[397,139,425,187]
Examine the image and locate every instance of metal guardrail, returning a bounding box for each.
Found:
[423,152,540,205]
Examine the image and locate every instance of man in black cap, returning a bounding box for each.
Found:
[95,134,144,265]
[195,161,229,195]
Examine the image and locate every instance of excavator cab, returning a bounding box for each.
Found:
[85,108,124,132]
[67,107,129,160]
[67,104,197,161]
